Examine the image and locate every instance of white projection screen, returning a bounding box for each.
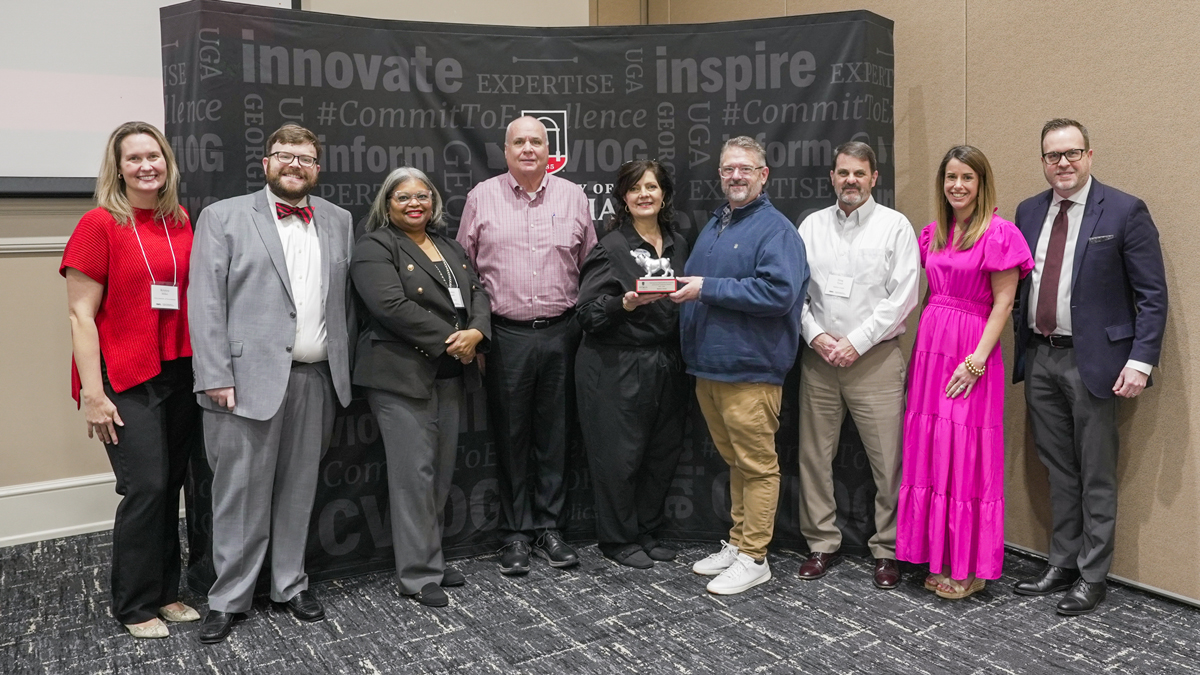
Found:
[0,0,288,192]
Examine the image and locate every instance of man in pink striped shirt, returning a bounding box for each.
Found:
[457,116,597,575]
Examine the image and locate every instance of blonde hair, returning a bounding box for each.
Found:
[95,122,185,227]
[931,145,997,252]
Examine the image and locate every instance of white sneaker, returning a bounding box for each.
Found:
[706,553,772,595]
[692,540,740,576]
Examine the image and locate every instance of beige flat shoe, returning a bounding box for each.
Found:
[158,603,201,622]
[125,618,169,639]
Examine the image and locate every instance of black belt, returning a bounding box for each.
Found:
[492,309,573,329]
[1030,333,1073,348]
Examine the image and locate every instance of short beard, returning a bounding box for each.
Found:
[838,189,865,207]
[267,170,315,201]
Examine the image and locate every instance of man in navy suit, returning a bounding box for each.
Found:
[1011,119,1167,615]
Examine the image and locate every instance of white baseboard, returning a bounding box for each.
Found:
[0,473,184,548]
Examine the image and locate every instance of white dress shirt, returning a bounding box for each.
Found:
[266,188,327,363]
[1027,178,1149,375]
[798,197,920,356]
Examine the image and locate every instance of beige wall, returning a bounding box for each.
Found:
[0,200,112,484]
[614,0,1200,601]
[303,0,590,25]
[967,1,1200,600]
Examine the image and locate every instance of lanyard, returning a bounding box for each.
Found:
[429,241,459,289]
[132,216,178,287]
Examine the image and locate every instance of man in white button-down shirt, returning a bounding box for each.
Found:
[794,141,919,589]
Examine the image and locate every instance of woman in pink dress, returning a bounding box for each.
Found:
[897,146,1034,599]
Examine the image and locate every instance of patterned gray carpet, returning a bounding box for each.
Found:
[2,531,1198,674]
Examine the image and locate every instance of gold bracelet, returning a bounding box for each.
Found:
[622,297,635,312]
[964,354,985,377]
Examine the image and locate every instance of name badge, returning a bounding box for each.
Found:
[449,288,465,308]
[150,284,180,310]
[826,274,854,298]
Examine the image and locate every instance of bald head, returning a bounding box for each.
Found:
[505,116,549,189]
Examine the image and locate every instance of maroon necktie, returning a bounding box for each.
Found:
[1035,200,1072,336]
[275,202,314,224]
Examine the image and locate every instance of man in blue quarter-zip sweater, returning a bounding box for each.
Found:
[670,135,809,596]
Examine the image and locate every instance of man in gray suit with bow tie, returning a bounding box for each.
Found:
[188,124,354,643]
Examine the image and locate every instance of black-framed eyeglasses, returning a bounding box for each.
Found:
[268,151,318,168]
[1041,149,1086,165]
[718,165,764,177]
[392,192,432,204]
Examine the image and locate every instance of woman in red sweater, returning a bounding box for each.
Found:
[61,122,200,639]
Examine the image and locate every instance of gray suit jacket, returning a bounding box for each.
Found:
[189,188,354,420]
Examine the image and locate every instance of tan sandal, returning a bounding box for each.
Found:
[924,573,947,592]
[935,576,986,599]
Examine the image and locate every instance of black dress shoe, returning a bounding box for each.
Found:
[499,541,531,576]
[412,582,449,607]
[533,530,579,568]
[639,537,678,562]
[283,590,325,622]
[198,610,239,644]
[441,566,465,587]
[1013,565,1080,596]
[1057,579,1107,615]
[610,545,654,569]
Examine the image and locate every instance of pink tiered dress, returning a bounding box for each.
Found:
[896,215,1033,580]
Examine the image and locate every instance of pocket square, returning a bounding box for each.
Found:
[1088,234,1115,243]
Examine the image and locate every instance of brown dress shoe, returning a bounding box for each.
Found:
[873,558,900,589]
[797,552,837,580]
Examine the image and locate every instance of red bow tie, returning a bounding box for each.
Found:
[275,202,314,224]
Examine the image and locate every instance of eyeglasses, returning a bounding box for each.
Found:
[392,192,431,204]
[268,151,318,168]
[1041,149,1086,165]
[718,165,764,177]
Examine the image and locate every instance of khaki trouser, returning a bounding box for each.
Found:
[695,377,782,560]
[798,339,905,559]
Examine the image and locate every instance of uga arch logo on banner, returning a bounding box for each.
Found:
[523,109,568,174]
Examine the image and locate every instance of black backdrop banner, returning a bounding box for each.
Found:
[162,0,896,590]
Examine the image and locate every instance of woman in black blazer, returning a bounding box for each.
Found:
[351,167,490,607]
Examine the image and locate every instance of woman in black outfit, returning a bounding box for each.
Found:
[575,159,690,568]
[351,166,490,606]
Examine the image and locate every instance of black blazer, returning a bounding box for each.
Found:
[1011,179,1167,398]
[351,226,491,399]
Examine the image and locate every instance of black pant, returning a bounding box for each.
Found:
[576,341,687,556]
[485,318,580,544]
[102,358,199,623]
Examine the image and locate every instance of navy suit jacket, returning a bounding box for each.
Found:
[1011,178,1167,399]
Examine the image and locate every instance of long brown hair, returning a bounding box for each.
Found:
[606,160,676,233]
[931,145,997,252]
[95,122,185,227]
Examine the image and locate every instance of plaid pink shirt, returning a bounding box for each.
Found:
[457,172,597,320]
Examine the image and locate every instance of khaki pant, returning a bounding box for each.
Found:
[695,378,782,560]
[798,339,905,559]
